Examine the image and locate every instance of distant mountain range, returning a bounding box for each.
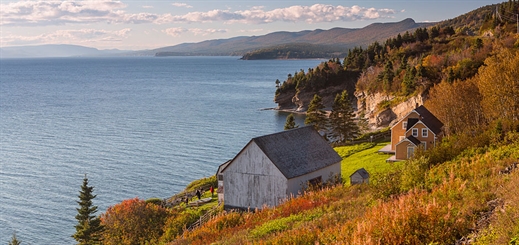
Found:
[0,18,432,59]
[0,44,130,58]
[150,18,432,57]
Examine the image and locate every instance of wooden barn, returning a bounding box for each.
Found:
[220,126,342,210]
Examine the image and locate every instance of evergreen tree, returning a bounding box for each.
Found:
[328,90,359,143]
[284,113,299,130]
[8,233,21,245]
[305,94,327,132]
[383,60,394,93]
[73,175,103,245]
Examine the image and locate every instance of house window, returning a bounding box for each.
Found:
[218,174,223,181]
[422,128,428,137]
[412,128,418,137]
[403,121,407,130]
[420,142,427,150]
[308,176,322,187]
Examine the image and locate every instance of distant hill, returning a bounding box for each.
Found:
[0,44,129,58]
[152,18,432,57]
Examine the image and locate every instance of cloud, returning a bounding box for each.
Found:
[142,5,153,9]
[162,27,188,37]
[0,0,128,26]
[172,3,193,8]
[1,28,131,45]
[163,4,397,24]
[0,1,397,26]
[162,27,227,37]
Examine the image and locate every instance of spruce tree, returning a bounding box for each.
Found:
[328,90,359,143]
[284,113,299,130]
[73,174,103,245]
[8,232,21,245]
[304,94,327,132]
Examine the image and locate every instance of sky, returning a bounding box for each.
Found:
[0,0,501,50]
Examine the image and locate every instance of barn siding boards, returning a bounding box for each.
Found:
[222,126,342,210]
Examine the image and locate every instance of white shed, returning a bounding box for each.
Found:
[350,168,370,185]
[216,160,231,204]
[221,126,342,210]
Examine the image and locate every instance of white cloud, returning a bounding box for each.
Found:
[172,3,193,8]
[165,4,397,24]
[0,1,397,26]
[1,28,131,46]
[162,27,188,37]
[0,0,128,25]
[190,28,227,36]
[162,27,227,37]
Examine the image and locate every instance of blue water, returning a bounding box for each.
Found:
[0,56,319,244]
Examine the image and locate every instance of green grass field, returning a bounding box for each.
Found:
[335,142,402,185]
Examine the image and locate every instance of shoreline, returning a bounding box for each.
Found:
[260,107,307,115]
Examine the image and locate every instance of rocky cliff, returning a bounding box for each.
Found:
[275,85,425,131]
[355,90,425,129]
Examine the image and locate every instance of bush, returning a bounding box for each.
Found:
[101,198,170,245]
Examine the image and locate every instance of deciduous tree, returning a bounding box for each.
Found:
[101,198,170,245]
[476,48,519,131]
[425,78,484,135]
[73,175,103,245]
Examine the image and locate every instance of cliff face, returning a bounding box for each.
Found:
[355,90,425,129]
[274,83,356,112]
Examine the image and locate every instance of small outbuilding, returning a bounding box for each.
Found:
[350,168,370,185]
[216,160,231,204]
[220,126,342,210]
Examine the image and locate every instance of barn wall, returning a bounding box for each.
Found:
[286,162,341,196]
[223,142,287,210]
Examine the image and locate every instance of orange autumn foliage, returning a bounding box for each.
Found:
[101,197,170,245]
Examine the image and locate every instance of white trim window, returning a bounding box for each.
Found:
[403,121,407,130]
[412,128,418,137]
[422,128,428,137]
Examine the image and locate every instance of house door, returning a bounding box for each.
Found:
[407,146,415,159]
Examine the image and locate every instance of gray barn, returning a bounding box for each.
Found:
[221,126,342,210]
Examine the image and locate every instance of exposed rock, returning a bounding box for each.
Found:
[355,90,425,130]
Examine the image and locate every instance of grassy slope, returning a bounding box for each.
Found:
[169,135,519,245]
[335,142,402,185]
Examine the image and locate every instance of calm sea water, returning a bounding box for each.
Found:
[0,56,321,244]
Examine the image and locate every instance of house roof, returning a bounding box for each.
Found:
[350,168,369,178]
[216,160,231,176]
[406,135,422,146]
[414,105,444,135]
[229,126,342,179]
[406,118,420,131]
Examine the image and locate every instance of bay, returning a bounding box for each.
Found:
[0,56,321,244]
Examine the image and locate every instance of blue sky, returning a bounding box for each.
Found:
[0,0,500,50]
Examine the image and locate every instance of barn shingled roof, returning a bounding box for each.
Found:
[251,126,342,179]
